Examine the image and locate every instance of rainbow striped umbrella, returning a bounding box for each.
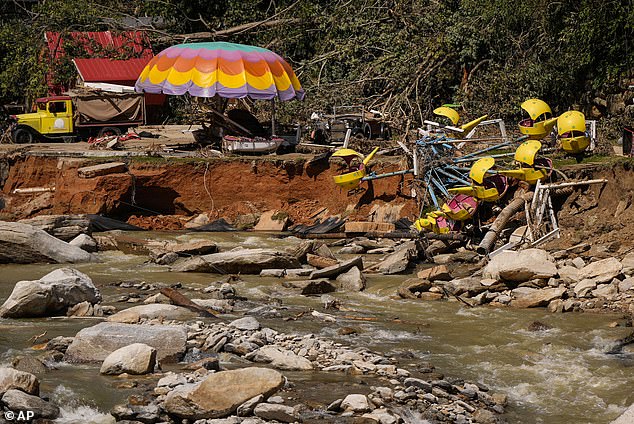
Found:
[135,42,305,101]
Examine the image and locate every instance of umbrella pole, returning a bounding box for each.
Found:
[271,99,276,136]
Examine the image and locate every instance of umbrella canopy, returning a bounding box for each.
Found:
[135,41,305,101]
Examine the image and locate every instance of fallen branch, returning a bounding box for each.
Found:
[160,287,218,318]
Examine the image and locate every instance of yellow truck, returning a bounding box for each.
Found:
[10,90,145,143]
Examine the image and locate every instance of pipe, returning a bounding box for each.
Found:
[477,191,534,255]
[361,169,414,181]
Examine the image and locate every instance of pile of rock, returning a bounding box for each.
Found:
[0,368,59,420]
[398,247,634,314]
[103,316,504,423]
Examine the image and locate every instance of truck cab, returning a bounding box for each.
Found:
[12,96,74,143]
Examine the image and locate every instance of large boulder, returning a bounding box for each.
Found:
[378,241,417,275]
[621,253,634,275]
[163,367,284,420]
[171,249,301,274]
[246,346,313,371]
[18,214,90,242]
[0,268,101,318]
[107,304,198,324]
[483,249,557,282]
[64,322,187,363]
[100,343,157,375]
[579,258,623,283]
[0,368,39,396]
[1,389,59,419]
[0,221,92,264]
[336,266,366,291]
[510,287,566,308]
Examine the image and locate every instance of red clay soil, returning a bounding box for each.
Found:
[0,155,418,229]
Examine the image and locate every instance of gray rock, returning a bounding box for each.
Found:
[1,389,59,419]
[618,277,634,293]
[404,378,432,392]
[0,268,101,318]
[592,282,619,300]
[339,244,365,254]
[158,372,187,388]
[45,336,74,353]
[100,343,157,375]
[163,367,284,419]
[106,304,198,324]
[247,346,313,371]
[18,214,89,242]
[237,394,264,416]
[229,316,261,331]
[283,279,337,295]
[571,257,586,269]
[65,322,187,363]
[11,356,50,375]
[378,241,417,275]
[510,287,566,308]
[621,253,634,275]
[336,266,366,291]
[483,249,557,282]
[574,279,598,297]
[310,256,364,280]
[172,249,301,274]
[69,234,98,253]
[0,221,93,264]
[253,403,299,423]
[340,394,370,412]
[558,266,581,285]
[0,368,39,396]
[580,258,623,283]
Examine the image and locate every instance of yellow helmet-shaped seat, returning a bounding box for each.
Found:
[557,111,590,154]
[433,107,460,126]
[519,99,557,140]
[332,147,379,190]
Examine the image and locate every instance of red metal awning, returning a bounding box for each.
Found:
[73,58,151,84]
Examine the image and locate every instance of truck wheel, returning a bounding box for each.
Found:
[98,127,121,137]
[363,123,373,139]
[12,128,33,144]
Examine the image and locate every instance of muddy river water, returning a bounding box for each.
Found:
[0,232,632,423]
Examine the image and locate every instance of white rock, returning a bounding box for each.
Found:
[68,234,98,253]
[483,249,557,282]
[229,316,261,331]
[100,343,157,375]
[247,346,313,371]
[0,268,101,318]
[579,258,623,283]
[618,277,634,293]
[341,394,370,412]
[574,279,598,297]
[336,266,367,291]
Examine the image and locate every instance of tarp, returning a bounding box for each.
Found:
[191,218,237,232]
[289,217,346,235]
[88,214,145,232]
[69,91,144,124]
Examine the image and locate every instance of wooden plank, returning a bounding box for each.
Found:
[344,221,396,233]
[77,162,127,178]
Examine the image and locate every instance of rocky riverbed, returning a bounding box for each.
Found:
[0,219,633,423]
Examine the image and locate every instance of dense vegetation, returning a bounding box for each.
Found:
[0,0,632,133]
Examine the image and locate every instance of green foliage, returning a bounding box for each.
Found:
[0,0,631,130]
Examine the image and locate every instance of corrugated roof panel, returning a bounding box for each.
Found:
[73,57,151,83]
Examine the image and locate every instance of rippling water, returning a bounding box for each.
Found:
[0,231,632,423]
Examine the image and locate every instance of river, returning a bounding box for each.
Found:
[0,231,632,423]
